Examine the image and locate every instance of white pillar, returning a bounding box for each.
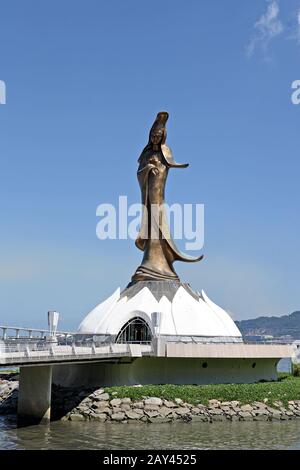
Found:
[18,365,52,424]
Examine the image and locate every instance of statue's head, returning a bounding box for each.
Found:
[150,128,164,145]
[149,111,169,147]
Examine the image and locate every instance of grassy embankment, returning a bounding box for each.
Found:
[1,369,299,408]
[105,374,300,407]
[0,368,19,375]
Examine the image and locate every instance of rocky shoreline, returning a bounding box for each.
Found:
[1,376,300,423]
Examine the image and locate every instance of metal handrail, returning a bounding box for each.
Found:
[0,339,154,365]
[0,325,76,335]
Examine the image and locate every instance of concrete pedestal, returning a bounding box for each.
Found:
[18,365,52,425]
[52,357,279,388]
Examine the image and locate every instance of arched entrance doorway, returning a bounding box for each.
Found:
[116,317,152,344]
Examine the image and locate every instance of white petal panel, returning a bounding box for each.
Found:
[77,284,242,339]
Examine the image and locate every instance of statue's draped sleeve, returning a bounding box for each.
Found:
[135,159,152,251]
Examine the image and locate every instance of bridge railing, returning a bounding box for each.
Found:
[0,325,75,341]
[0,338,154,365]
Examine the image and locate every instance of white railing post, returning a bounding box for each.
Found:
[25,345,30,358]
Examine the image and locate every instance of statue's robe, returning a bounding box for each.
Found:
[132,144,203,282]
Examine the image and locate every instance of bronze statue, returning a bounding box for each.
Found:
[132,111,203,282]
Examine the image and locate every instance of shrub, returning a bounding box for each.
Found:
[292,363,300,377]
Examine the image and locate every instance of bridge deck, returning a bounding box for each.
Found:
[0,325,293,367]
[0,342,153,366]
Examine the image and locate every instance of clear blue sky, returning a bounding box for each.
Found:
[0,0,299,329]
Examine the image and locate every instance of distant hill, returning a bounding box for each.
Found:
[235,311,300,340]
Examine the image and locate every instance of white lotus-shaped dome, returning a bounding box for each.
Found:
[77,283,242,340]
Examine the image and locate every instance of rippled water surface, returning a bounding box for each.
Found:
[1,416,300,450]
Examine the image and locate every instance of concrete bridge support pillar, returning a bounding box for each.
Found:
[18,365,52,424]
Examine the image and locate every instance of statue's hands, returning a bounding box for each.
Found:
[149,155,159,165]
[146,163,159,176]
[138,163,159,176]
[151,167,159,176]
[148,156,160,176]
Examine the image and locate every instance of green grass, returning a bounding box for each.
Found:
[0,368,19,375]
[105,375,300,407]
[292,363,300,377]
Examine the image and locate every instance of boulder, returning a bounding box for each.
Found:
[125,411,142,420]
[253,408,269,416]
[253,401,267,409]
[271,413,282,420]
[197,404,206,410]
[70,414,85,421]
[111,407,122,413]
[158,407,172,417]
[208,408,223,415]
[92,401,110,409]
[120,404,131,411]
[144,404,160,411]
[164,400,177,408]
[208,399,220,406]
[133,401,144,409]
[131,408,144,415]
[96,407,112,415]
[110,398,122,407]
[111,412,126,421]
[175,407,190,416]
[90,413,107,423]
[220,406,231,412]
[94,393,110,401]
[145,410,159,418]
[267,406,282,415]
[0,384,9,395]
[121,398,132,404]
[144,397,162,406]
[225,410,236,417]
[240,404,253,412]
[254,415,269,421]
[175,398,183,405]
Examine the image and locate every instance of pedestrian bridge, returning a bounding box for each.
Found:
[0,325,153,366]
[0,323,293,425]
[0,324,292,367]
